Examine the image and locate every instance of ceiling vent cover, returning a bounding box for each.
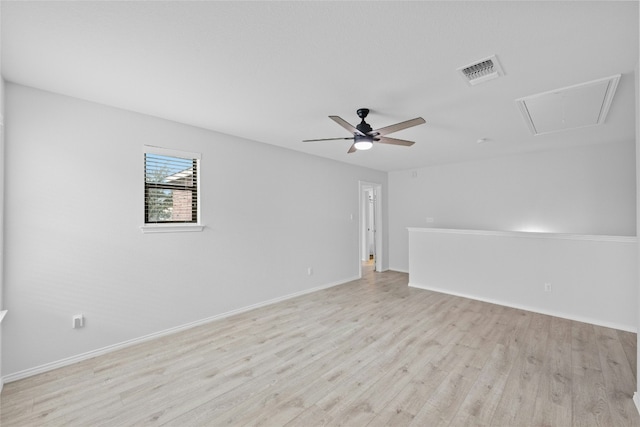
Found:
[457,55,504,86]
[515,74,621,136]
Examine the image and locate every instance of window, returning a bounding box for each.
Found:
[142,146,202,233]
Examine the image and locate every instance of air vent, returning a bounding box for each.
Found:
[457,55,504,86]
[515,75,621,136]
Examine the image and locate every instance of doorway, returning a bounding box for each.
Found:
[359,181,383,276]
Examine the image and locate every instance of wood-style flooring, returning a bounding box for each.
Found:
[1,265,639,426]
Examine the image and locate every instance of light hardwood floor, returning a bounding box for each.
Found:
[2,266,639,426]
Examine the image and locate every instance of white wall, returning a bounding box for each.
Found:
[0,1,5,389]
[2,83,387,378]
[409,228,637,332]
[389,142,637,272]
[635,59,640,407]
[0,81,4,391]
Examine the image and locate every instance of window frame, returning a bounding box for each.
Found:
[141,145,203,233]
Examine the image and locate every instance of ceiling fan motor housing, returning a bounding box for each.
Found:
[357,121,373,134]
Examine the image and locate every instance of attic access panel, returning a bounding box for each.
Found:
[515,75,620,136]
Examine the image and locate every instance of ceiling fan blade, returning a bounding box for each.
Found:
[329,116,365,136]
[374,117,426,136]
[347,143,357,153]
[378,136,415,147]
[303,137,354,142]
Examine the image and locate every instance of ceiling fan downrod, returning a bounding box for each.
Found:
[356,108,373,134]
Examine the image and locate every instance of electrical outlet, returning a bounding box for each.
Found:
[72,314,84,329]
[307,267,313,276]
[544,283,552,292]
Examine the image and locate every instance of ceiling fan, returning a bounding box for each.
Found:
[303,108,426,153]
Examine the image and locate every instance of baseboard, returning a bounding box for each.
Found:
[2,276,359,385]
[408,282,637,333]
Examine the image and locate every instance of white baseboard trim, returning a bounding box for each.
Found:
[408,282,637,333]
[634,392,640,415]
[2,276,359,385]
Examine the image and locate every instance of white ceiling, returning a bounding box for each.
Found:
[1,1,638,172]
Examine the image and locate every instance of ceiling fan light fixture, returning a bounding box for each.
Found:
[354,141,373,150]
[354,135,373,150]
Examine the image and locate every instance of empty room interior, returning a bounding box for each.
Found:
[0,1,639,425]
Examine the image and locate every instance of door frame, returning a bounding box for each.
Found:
[358,181,383,276]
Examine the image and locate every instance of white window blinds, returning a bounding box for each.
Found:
[144,147,200,224]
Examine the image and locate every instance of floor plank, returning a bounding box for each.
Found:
[490,313,550,426]
[531,317,575,427]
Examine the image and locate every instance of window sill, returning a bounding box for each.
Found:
[140,224,204,234]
